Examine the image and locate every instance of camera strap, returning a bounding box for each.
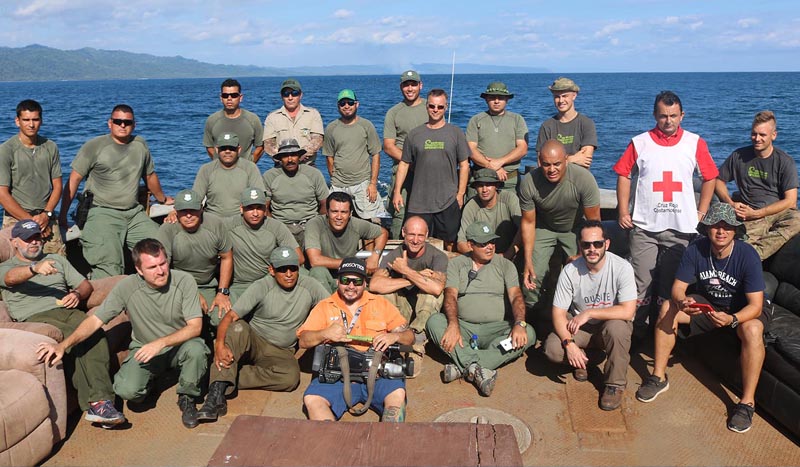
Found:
[338,346,383,416]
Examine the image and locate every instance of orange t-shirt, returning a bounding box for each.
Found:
[297,291,407,351]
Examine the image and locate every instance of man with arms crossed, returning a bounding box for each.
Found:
[536,77,597,168]
[263,78,324,166]
[204,78,264,163]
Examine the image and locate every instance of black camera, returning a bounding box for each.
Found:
[312,343,414,384]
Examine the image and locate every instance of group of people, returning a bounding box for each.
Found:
[0,73,797,436]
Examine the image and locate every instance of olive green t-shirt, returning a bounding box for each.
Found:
[158,214,232,286]
[322,117,381,187]
[203,109,264,161]
[263,165,328,224]
[193,158,265,219]
[0,254,85,322]
[446,254,518,324]
[304,215,383,259]
[517,164,600,232]
[93,270,202,346]
[71,134,155,210]
[232,274,329,348]
[0,135,62,212]
[465,111,529,172]
[457,190,521,253]
[383,100,429,155]
[225,216,299,285]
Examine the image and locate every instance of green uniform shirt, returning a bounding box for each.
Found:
[0,254,85,322]
[71,135,155,210]
[446,254,519,324]
[193,158,265,218]
[93,270,202,347]
[383,100,429,157]
[322,117,381,187]
[263,165,328,224]
[466,111,529,172]
[517,164,600,232]
[304,215,383,259]
[0,135,61,212]
[203,109,264,161]
[232,274,329,348]
[226,216,299,285]
[158,215,232,286]
[457,190,521,253]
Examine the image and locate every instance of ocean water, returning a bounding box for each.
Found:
[0,72,798,215]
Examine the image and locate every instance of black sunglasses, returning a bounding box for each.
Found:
[339,276,364,286]
[281,89,301,97]
[111,118,134,127]
[338,99,356,107]
[221,92,241,99]
[218,146,238,152]
[427,104,446,110]
[472,239,496,248]
[580,240,606,249]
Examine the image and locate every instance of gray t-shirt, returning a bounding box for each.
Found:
[225,216,299,285]
[263,165,328,223]
[402,123,470,213]
[446,254,519,324]
[0,135,62,212]
[193,158,265,219]
[457,190,521,253]
[203,109,264,161]
[323,117,381,187]
[304,215,383,260]
[158,214,232,287]
[552,251,637,321]
[466,111,529,172]
[718,146,799,209]
[379,244,448,291]
[536,113,598,155]
[517,164,600,232]
[0,254,85,322]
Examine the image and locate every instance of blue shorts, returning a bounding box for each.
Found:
[304,377,405,419]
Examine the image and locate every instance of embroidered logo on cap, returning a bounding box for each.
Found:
[250,190,258,200]
[184,193,193,201]
[22,221,38,230]
[282,250,290,258]
[223,134,232,140]
[483,226,490,233]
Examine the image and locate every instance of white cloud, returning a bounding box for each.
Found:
[333,9,353,19]
[689,21,703,30]
[737,18,759,28]
[14,0,71,17]
[372,30,415,45]
[594,21,640,38]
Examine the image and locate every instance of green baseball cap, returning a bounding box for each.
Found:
[218,133,240,148]
[480,82,514,99]
[281,79,302,92]
[548,77,580,92]
[240,187,266,207]
[472,168,502,185]
[337,89,357,102]
[466,221,499,243]
[270,246,300,268]
[400,70,421,83]
[175,189,202,211]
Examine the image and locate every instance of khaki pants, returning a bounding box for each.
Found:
[3,215,66,256]
[383,289,443,334]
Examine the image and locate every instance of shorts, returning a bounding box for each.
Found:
[407,200,461,243]
[678,294,773,339]
[304,377,405,419]
[330,180,384,220]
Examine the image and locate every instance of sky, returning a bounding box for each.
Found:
[1,0,798,72]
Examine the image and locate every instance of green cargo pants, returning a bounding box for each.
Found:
[81,205,159,279]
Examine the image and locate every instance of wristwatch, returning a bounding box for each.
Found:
[562,338,575,348]
[514,320,527,329]
[45,211,53,218]
[29,261,38,275]
[217,288,230,296]
[730,314,739,329]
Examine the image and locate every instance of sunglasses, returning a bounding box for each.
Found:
[274,265,299,273]
[339,276,364,286]
[218,146,238,152]
[221,92,241,99]
[338,99,356,107]
[427,104,446,110]
[472,239,496,248]
[111,118,134,127]
[281,89,301,97]
[580,240,606,249]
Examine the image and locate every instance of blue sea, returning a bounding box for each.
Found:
[0,72,798,216]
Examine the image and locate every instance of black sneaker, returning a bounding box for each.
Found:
[197,381,228,421]
[178,395,199,429]
[727,402,755,433]
[635,374,669,402]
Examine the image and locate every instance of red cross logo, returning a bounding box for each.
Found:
[653,171,682,202]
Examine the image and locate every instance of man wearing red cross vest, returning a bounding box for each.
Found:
[613,91,718,338]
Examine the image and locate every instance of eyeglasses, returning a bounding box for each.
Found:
[427,104,446,110]
[339,276,364,286]
[281,89,301,97]
[218,146,238,152]
[580,240,606,249]
[111,118,134,127]
[220,92,241,99]
[338,99,356,107]
[472,239,496,248]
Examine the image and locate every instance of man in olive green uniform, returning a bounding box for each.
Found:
[426,221,534,397]
[457,168,521,257]
[383,70,428,239]
[158,189,233,327]
[196,247,329,422]
[227,187,301,301]
[262,139,329,247]
[466,82,529,193]
[0,99,65,255]
[7,220,125,428]
[263,79,324,166]
[204,78,264,163]
[304,192,388,292]
[60,104,173,279]
[38,239,209,429]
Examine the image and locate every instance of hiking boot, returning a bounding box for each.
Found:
[85,400,126,427]
[472,365,497,397]
[464,362,479,383]
[381,405,405,423]
[636,374,669,403]
[727,402,755,433]
[197,381,228,421]
[442,363,464,383]
[178,394,199,429]
[600,385,624,411]
[573,368,588,382]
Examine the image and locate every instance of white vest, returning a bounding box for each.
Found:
[631,131,699,233]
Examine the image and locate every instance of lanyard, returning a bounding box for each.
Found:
[339,307,363,334]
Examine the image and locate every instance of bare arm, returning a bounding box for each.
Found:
[59,171,84,225]
[735,188,798,221]
[366,153,380,202]
[392,161,410,211]
[368,268,412,294]
[305,248,343,270]
[616,175,633,229]
[304,134,324,163]
[697,177,716,220]
[251,145,265,164]
[37,314,105,366]
[582,205,601,222]
[567,146,595,168]
[145,172,173,205]
[493,138,529,166]
[208,250,234,317]
[715,178,734,204]
[263,137,278,157]
[298,322,351,349]
[383,138,402,162]
[521,209,537,290]
[326,156,334,180]
[468,141,491,168]
[364,229,389,274]
[456,159,470,208]
[206,147,216,159]
[213,309,240,371]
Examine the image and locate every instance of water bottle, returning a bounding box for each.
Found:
[470,334,479,350]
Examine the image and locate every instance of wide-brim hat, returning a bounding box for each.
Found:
[480,81,514,99]
[697,202,747,239]
[548,77,580,93]
[471,168,503,186]
[275,138,307,158]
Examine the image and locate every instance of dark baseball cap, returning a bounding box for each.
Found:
[337,257,367,278]
[11,219,41,240]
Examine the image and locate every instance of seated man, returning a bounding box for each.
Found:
[456,168,521,257]
[636,203,769,434]
[227,187,301,301]
[426,221,535,397]
[370,216,447,343]
[715,110,800,260]
[197,247,329,422]
[298,258,413,422]
[158,189,233,326]
[304,192,388,292]
[1,220,124,428]
[38,238,209,429]
[543,220,636,411]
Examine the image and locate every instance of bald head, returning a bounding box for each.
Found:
[402,216,429,257]
[539,140,569,184]
[403,216,429,237]
[540,140,567,161]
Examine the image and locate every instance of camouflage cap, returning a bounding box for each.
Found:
[548,77,580,93]
[480,82,514,99]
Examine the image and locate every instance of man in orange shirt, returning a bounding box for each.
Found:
[297,257,413,422]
